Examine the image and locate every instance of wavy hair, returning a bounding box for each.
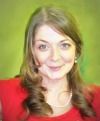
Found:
[20,6,95,119]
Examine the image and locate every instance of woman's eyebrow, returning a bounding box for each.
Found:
[60,39,73,43]
[36,38,74,44]
[60,40,69,42]
[36,39,49,43]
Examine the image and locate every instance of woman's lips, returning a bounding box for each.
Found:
[48,65,63,71]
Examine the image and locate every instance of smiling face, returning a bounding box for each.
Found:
[33,25,76,81]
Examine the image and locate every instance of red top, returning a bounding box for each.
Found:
[0,78,100,121]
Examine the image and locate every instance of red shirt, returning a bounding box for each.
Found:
[0,78,100,121]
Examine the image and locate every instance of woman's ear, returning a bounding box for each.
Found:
[75,56,78,63]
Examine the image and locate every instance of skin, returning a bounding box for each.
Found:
[33,25,76,85]
[33,24,76,116]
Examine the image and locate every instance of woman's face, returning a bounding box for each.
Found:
[33,25,76,80]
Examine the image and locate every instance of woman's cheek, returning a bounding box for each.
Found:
[36,52,50,65]
[62,54,75,63]
[62,50,75,63]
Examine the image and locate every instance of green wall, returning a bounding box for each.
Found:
[0,0,100,84]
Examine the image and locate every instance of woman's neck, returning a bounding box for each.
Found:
[42,75,71,106]
[42,76,69,92]
[41,76,72,116]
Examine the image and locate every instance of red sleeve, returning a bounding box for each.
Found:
[0,78,27,121]
[92,85,100,120]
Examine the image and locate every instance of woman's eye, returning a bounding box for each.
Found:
[60,43,71,49]
[38,44,48,51]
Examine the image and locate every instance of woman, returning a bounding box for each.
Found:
[0,6,100,121]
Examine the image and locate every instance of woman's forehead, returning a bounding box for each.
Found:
[34,24,75,44]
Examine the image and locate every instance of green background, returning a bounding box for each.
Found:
[0,0,100,84]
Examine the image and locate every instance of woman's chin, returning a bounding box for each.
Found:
[47,73,66,81]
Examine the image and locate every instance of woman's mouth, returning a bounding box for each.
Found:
[48,66,63,71]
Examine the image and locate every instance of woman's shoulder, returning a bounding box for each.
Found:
[86,84,100,104]
[90,84,100,119]
[0,77,26,99]
[90,84,100,98]
[0,77,27,120]
[90,84,100,106]
[0,77,21,90]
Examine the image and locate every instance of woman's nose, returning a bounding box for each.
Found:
[50,47,60,61]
